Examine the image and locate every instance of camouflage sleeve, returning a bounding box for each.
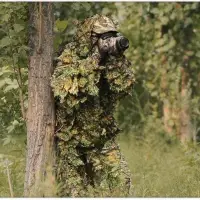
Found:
[105,56,135,96]
[51,42,102,108]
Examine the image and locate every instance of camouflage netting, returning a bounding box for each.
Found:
[51,14,135,197]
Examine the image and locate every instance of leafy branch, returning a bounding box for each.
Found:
[5,19,27,120]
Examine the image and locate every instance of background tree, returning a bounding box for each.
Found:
[116,2,200,143]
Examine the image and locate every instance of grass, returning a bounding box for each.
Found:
[1,132,200,197]
[0,140,25,197]
[118,133,200,197]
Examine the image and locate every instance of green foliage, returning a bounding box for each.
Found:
[0,2,28,137]
[115,2,200,139]
[0,2,28,197]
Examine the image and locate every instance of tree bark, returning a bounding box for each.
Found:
[24,2,56,196]
[161,66,191,142]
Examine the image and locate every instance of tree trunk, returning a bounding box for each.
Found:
[24,2,56,196]
[179,67,192,143]
[161,70,174,136]
[161,67,191,142]
[163,99,173,135]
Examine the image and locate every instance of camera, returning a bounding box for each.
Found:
[97,31,129,59]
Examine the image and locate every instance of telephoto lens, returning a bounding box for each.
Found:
[117,37,129,51]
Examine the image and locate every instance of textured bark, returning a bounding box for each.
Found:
[162,67,192,142]
[24,3,55,196]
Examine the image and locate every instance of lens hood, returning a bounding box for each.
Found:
[117,37,129,51]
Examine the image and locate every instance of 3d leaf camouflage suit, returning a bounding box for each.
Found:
[51,15,135,197]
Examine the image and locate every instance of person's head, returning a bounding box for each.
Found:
[75,15,129,62]
[91,15,129,61]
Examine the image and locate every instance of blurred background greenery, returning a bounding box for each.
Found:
[1,2,200,197]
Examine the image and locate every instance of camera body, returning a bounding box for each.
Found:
[97,31,129,61]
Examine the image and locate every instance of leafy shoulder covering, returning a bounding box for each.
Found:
[51,14,135,197]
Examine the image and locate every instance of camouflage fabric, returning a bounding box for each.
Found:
[51,14,135,197]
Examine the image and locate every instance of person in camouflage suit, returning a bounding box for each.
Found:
[51,14,135,197]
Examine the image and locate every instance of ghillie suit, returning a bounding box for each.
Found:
[51,15,135,197]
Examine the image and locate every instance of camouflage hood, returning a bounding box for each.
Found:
[74,14,118,57]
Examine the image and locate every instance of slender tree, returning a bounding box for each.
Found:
[24,2,56,196]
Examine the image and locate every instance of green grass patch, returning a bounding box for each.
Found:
[0,139,25,197]
[118,133,200,197]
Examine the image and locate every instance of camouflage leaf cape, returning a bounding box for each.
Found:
[51,14,135,197]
